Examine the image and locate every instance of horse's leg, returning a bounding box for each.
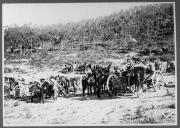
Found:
[101,83,103,94]
[64,82,67,94]
[52,90,55,99]
[42,93,45,103]
[103,82,106,94]
[83,85,86,97]
[54,90,58,100]
[136,84,139,97]
[97,84,101,98]
[136,74,140,98]
[53,90,55,100]
[64,84,68,95]
[134,73,139,97]
[83,89,85,97]
[90,84,92,95]
[115,87,117,97]
[93,85,96,95]
[57,86,61,97]
[82,82,86,97]
[101,83,104,95]
[66,86,69,94]
[38,94,41,103]
[103,82,105,94]
[67,81,70,94]
[141,70,145,92]
[31,95,34,103]
[87,84,90,95]
[72,83,75,94]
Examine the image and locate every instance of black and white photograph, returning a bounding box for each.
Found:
[2,2,177,126]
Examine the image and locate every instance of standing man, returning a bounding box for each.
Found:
[49,77,59,100]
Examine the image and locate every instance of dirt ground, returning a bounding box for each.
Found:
[4,85,176,126]
[3,59,176,126]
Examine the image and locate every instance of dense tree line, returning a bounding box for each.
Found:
[4,3,174,55]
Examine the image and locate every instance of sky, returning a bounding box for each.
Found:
[3,2,160,27]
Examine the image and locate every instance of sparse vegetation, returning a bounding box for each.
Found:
[4,3,174,62]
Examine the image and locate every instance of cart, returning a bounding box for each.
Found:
[61,63,73,74]
[106,68,164,97]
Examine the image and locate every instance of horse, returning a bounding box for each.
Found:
[29,82,44,103]
[75,62,87,74]
[167,61,175,74]
[69,77,79,94]
[40,79,54,99]
[86,64,111,98]
[54,75,69,97]
[129,63,146,97]
[8,77,19,92]
[82,73,96,97]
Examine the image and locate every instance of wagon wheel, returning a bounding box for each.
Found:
[128,72,136,95]
[106,74,117,96]
[152,70,164,91]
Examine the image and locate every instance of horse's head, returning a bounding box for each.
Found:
[96,70,102,78]
[29,82,41,94]
[87,73,95,83]
[82,75,87,81]
[40,78,45,83]
[86,63,91,68]
[49,75,55,81]
[107,64,112,70]
[54,75,59,81]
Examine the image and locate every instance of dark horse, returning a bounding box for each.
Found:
[87,64,111,98]
[82,73,96,97]
[29,82,44,103]
[41,79,54,99]
[129,65,146,97]
[9,77,19,92]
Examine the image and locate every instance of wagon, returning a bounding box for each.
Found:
[74,65,87,74]
[145,70,164,91]
[13,83,31,99]
[61,64,73,74]
[106,67,164,97]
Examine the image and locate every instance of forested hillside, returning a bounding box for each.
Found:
[4,3,174,59]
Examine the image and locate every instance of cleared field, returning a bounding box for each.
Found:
[4,87,175,126]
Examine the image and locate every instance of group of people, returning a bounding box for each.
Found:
[118,57,174,75]
[4,74,80,103]
[4,57,175,102]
